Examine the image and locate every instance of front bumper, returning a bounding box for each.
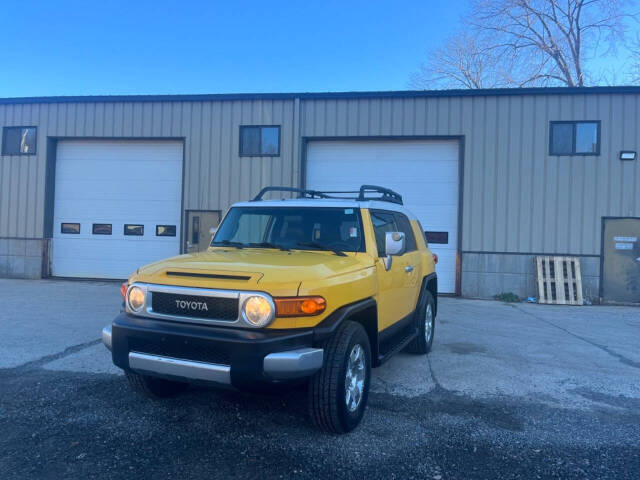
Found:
[103,313,324,388]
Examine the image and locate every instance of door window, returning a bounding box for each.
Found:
[370,211,397,257]
[393,213,417,252]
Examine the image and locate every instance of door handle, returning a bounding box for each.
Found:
[405,265,414,273]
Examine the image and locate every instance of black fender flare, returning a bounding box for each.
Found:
[312,297,377,343]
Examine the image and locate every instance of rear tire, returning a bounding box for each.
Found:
[406,290,435,355]
[308,321,371,434]
[125,371,189,399]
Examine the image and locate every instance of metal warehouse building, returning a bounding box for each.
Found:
[1,87,639,303]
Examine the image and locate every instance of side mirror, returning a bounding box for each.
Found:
[382,232,405,270]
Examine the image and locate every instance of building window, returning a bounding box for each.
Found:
[549,121,600,156]
[156,225,176,237]
[61,223,80,234]
[124,224,144,236]
[92,224,112,235]
[239,126,280,156]
[2,126,37,155]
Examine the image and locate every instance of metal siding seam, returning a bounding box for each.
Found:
[480,96,487,250]
[293,98,300,188]
[517,96,524,251]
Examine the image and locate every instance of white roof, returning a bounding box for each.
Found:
[231,197,418,220]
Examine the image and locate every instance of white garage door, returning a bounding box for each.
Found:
[306,140,459,293]
[52,140,183,279]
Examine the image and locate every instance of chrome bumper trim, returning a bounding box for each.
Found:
[128,352,231,384]
[102,324,112,351]
[263,348,324,379]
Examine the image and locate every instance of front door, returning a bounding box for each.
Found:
[370,210,414,330]
[601,217,640,304]
[186,210,221,253]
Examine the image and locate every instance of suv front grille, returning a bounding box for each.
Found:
[151,291,238,321]
[129,338,231,365]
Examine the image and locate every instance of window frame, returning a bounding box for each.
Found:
[2,126,37,156]
[239,125,281,157]
[549,120,601,156]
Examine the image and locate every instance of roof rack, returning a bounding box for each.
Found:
[356,185,403,205]
[251,185,403,205]
[251,186,330,201]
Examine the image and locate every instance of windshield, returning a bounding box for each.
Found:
[212,206,364,252]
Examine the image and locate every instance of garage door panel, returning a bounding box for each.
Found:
[306,140,459,293]
[53,140,183,279]
[54,200,181,219]
[54,183,181,203]
[57,142,183,160]
[56,162,180,183]
[53,238,179,259]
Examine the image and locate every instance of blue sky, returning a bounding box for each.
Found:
[0,0,467,97]
[0,1,633,98]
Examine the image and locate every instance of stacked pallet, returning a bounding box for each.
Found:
[534,256,584,305]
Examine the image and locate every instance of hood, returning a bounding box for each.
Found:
[130,247,374,294]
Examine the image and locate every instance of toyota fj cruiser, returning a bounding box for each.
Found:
[103,185,438,433]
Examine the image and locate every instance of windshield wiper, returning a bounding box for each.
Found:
[211,240,246,249]
[247,242,290,251]
[294,241,347,257]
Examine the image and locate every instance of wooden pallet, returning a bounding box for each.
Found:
[535,256,584,305]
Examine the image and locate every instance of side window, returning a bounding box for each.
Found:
[393,213,417,252]
[370,210,397,257]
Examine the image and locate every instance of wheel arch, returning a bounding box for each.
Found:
[424,273,438,317]
[313,297,379,364]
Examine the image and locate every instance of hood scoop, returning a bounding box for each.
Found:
[165,271,251,281]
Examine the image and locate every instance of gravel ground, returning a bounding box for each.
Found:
[1,279,639,479]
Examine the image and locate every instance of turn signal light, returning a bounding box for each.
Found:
[120,282,129,301]
[432,253,439,264]
[274,297,326,317]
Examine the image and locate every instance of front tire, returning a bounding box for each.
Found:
[125,371,189,399]
[308,321,371,434]
[406,290,436,355]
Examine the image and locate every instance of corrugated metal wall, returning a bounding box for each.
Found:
[0,99,298,239]
[1,92,639,256]
[300,94,640,255]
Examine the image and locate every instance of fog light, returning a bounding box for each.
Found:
[127,286,146,312]
[242,295,274,327]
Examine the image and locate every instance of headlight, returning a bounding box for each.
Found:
[242,295,274,327]
[127,286,146,312]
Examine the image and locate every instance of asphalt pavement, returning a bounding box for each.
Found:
[1,279,639,479]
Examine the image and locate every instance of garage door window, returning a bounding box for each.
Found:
[124,224,144,236]
[2,126,37,155]
[156,225,176,237]
[239,126,280,156]
[61,223,80,234]
[92,224,112,235]
[550,121,600,155]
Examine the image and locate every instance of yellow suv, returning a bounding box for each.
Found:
[102,185,438,433]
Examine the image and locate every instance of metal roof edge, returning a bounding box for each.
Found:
[2,86,640,104]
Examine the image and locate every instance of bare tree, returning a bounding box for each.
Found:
[412,0,634,89]
[410,32,514,89]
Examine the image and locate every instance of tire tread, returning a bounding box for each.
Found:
[308,321,368,433]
